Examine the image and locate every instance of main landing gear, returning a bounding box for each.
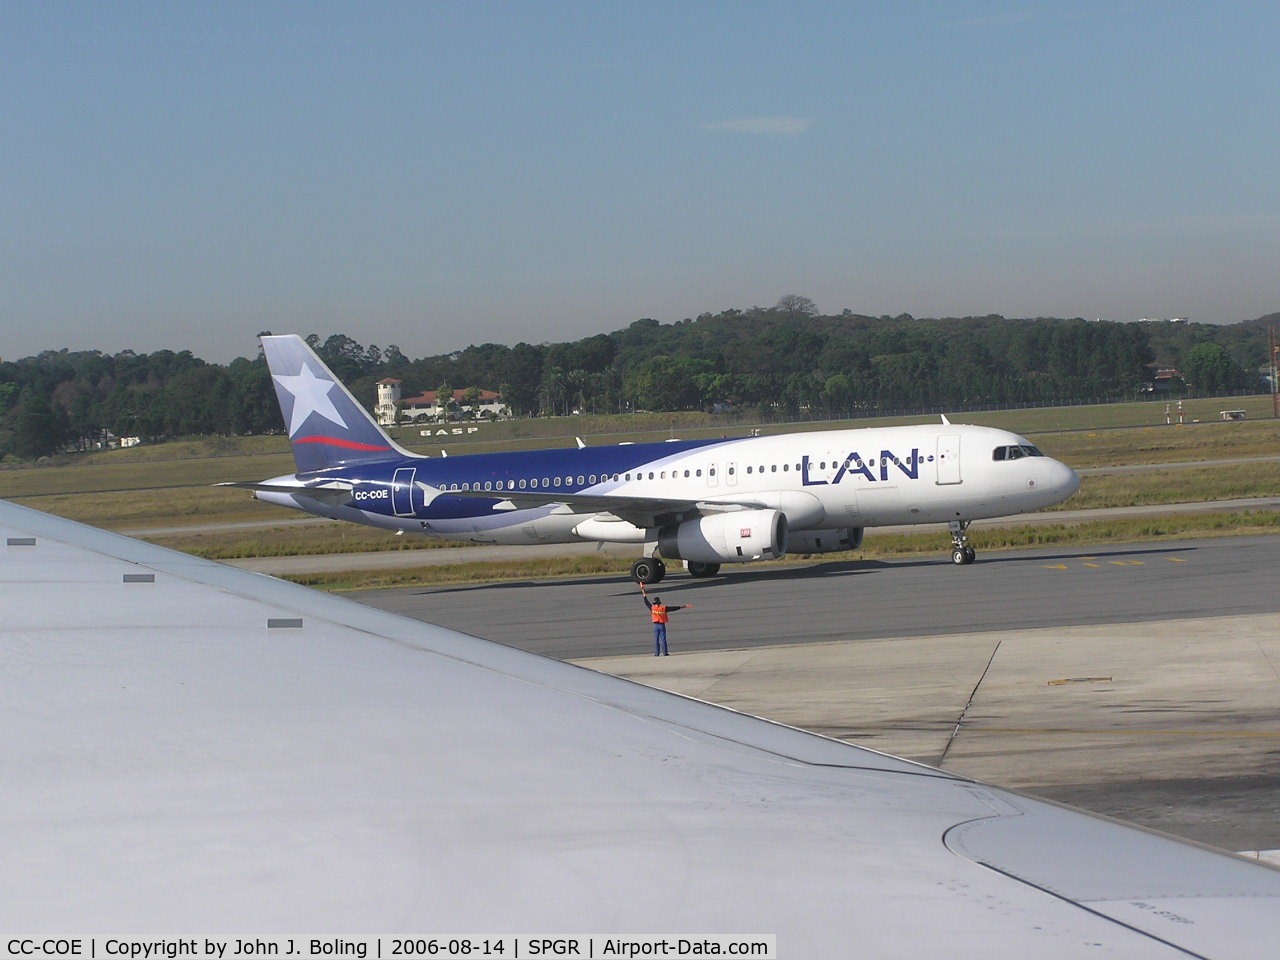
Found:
[631,557,667,584]
[949,520,976,565]
[630,557,720,583]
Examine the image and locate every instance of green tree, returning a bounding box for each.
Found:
[625,356,716,411]
[461,386,482,418]
[501,343,544,416]
[435,381,454,420]
[5,388,70,459]
[823,373,853,413]
[538,367,567,416]
[1180,343,1245,395]
[775,294,818,316]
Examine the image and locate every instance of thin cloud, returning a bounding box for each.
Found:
[947,7,1046,28]
[701,116,814,136]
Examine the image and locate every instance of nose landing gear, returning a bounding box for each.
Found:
[949,520,976,565]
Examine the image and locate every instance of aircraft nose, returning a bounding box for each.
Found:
[1052,459,1080,499]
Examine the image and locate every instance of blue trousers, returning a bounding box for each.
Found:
[653,623,668,656]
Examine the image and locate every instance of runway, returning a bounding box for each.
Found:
[352,534,1280,854]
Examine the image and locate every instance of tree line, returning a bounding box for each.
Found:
[1,306,1272,460]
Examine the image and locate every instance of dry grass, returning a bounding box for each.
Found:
[9,487,298,529]
[0,452,295,499]
[1033,419,1280,469]
[1057,461,1280,510]
[385,395,1277,452]
[147,524,472,559]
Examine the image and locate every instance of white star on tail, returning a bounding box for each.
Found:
[273,364,348,436]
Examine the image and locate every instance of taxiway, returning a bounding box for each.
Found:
[353,535,1280,854]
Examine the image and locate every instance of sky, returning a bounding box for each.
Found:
[3,1,1278,362]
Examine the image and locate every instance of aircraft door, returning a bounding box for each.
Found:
[726,461,738,487]
[392,467,417,516]
[707,463,719,488]
[936,435,961,485]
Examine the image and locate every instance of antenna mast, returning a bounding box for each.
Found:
[1271,325,1279,418]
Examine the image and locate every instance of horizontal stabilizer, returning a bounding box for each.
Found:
[216,480,354,508]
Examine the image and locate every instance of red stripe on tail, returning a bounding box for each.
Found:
[293,436,392,451]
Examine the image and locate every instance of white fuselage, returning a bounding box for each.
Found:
[256,422,1080,548]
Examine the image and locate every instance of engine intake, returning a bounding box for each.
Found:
[788,527,864,555]
[658,509,788,564]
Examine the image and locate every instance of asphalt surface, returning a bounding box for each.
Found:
[352,534,1280,854]
[353,534,1280,660]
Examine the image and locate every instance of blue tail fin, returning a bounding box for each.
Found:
[262,335,414,474]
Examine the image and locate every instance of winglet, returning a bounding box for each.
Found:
[576,437,586,449]
[941,414,952,426]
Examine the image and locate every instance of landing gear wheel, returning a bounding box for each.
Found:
[631,557,666,584]
[948,520,975,566]
[686,561,721,578]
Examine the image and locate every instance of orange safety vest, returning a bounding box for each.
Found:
[650,604,669,624]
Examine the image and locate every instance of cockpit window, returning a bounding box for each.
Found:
[993,444,1045,461]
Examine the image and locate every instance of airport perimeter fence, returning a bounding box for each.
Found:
[743,389,1270,429]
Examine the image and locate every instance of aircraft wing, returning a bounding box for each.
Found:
[444,487,767,526]
[3,497,1279,953]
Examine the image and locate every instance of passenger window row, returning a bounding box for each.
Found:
[442,452,938,491]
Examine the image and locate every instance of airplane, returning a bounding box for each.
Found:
[4,495,1280,949]
[229,334,1081,582]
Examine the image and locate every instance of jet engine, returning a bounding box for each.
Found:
[787,527,864,554]
[658,509,788,564]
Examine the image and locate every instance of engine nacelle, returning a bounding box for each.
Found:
[658,509,788,564]
[788,527,864,555]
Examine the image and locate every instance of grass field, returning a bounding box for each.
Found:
[381,394,1279,452]
[1055,461,1279,510]
[1033,420,1280,468]
[144,522,471,559]
[2,395,1274,579]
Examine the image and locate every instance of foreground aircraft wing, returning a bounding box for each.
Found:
[3,498,1279,954]
[446,487,767,526]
